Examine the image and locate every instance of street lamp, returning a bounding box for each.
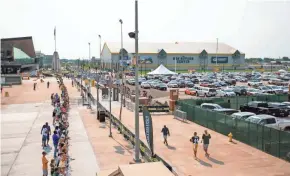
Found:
[128,0,141,163]
[99,35,102,70]
[119,19,125,121]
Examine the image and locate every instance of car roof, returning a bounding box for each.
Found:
[201,103,220,106]
[249,114,276,119]
[232,112,255,116]
[214,108,238,112]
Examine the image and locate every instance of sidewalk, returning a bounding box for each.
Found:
[1,78,97,176]
[78,104,136,173]
[92,89,290,176]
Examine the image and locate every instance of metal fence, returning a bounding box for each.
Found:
[180,94,289,110]
[177,99,290,162]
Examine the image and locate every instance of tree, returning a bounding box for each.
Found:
[282,56,290,61]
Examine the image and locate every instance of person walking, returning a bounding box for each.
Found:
[51,93,54,105]
[52,131,60,158]
[33,82,37,91]
[201,130,211,157]
[41,127,48,148]
[190,132,200,159]
[47,81,50,88]
[42,151,49,176]
[161,125,170,146]
[41,122,51,146]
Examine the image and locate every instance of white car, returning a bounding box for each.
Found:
[216,89,236,97]
[167,81,178,88]
[248,80,263,87]
[266,85,284,94]
[245,114,290,131]
[246,88,267,96]
[231,112,256,120]
[140,82,151,89]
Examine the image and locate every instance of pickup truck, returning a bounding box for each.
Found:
[245,114,290,131]
[240,101,289,117]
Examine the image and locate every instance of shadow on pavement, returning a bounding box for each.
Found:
[114,146,125,155]
[208,156,225,165]
[166,145,176,150]
[197,158,212,167]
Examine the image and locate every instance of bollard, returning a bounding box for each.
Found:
[5,92,9,97]
[228,132,233,142]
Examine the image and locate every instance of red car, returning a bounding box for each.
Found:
[200,82,209,87]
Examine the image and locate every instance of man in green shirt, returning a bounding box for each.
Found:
[201,130,211,157]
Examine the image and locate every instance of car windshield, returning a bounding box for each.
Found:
[209,89,216,92]
[160,83,166,86]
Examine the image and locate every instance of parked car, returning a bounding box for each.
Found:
[140,82,151,89]
[213,109,239,115]
[167,81,179,88]
[185,88,197,96]
[196,87,217,97]
[233,86,247,96]
[266,85,284,94]
[200,103,223,110]
[240,101,289,117]
[185,81,194,88]
[216,89,236,97]
[245,114,290,131]
[231,112,256,120]
[248,80,263,87]
[157,83,167,91]
[258,86,275,94]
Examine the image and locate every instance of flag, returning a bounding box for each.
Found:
[142,106,154,156]
[54,27,56,39]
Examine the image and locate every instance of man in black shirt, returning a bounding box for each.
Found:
[161,125,170,146]
[190,132,199,159]
[201,130,211,157]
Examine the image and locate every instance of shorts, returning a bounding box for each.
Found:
[203,144,209,150]
[43,169,48,176]
[42,135,47,142]
[193,143,198,152]
[163,135,167,140]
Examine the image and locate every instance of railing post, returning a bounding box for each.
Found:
[278,129,281,158]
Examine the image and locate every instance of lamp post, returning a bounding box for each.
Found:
[128,0,141,163]
[119,19,125,121]
[216,38,218,66]
[109,74,112,137]
[99,35,102,70]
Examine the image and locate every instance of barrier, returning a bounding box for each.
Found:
[74,78,176,174]
[174,110,187,122]
[138,106,170,113]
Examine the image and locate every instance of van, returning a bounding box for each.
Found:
[196,87,216,97]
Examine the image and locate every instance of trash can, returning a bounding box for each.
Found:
[99,111,106,122]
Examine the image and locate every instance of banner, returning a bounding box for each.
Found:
[139,106,170,112]
[142,106,154,156]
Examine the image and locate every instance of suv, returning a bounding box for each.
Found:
[196,87,217,97]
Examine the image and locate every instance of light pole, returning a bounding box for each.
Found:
[109,74,112,137]
[128,0,141,163]
[119,19,125,121]
[99,35,102,70]
[216,38,218,66]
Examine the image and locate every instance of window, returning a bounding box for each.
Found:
[266,118,276,124]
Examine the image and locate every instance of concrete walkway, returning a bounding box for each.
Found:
[1,78,98,176]
[91,88,290,176]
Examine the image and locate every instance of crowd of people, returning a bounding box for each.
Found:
[41,75,71,176]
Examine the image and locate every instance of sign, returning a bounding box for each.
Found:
[139,56,153,64]
[211,57,228,63]
[142,106,154,156]
[173,56,194,63]
[139,106,170,113]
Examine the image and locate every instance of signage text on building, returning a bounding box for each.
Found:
[211,57,228,63]
[173,56,194,63]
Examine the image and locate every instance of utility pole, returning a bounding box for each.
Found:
[134,0,140,163]
[119,19,124,121]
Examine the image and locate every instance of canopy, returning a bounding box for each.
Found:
[147,64,177,75]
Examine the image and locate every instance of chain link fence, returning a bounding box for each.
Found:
[177,95,290,162]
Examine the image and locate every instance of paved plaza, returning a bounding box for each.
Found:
[91,86,290,176]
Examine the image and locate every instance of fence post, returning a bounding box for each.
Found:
[247,121,250,144]
[262,125,264,151]
[278,129,281,158]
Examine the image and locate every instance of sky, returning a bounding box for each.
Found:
[0,0,290,59]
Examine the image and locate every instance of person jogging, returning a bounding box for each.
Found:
[201,130,211,157]
[190,132,199,159]
[161,125,170,146]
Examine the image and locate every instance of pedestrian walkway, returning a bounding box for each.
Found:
[79,104,136,173]
[1,78,97,176]
[92,89,290,176]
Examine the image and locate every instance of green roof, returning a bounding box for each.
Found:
[13,47,31,59]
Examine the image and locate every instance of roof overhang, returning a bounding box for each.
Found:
[1,36,36,58]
